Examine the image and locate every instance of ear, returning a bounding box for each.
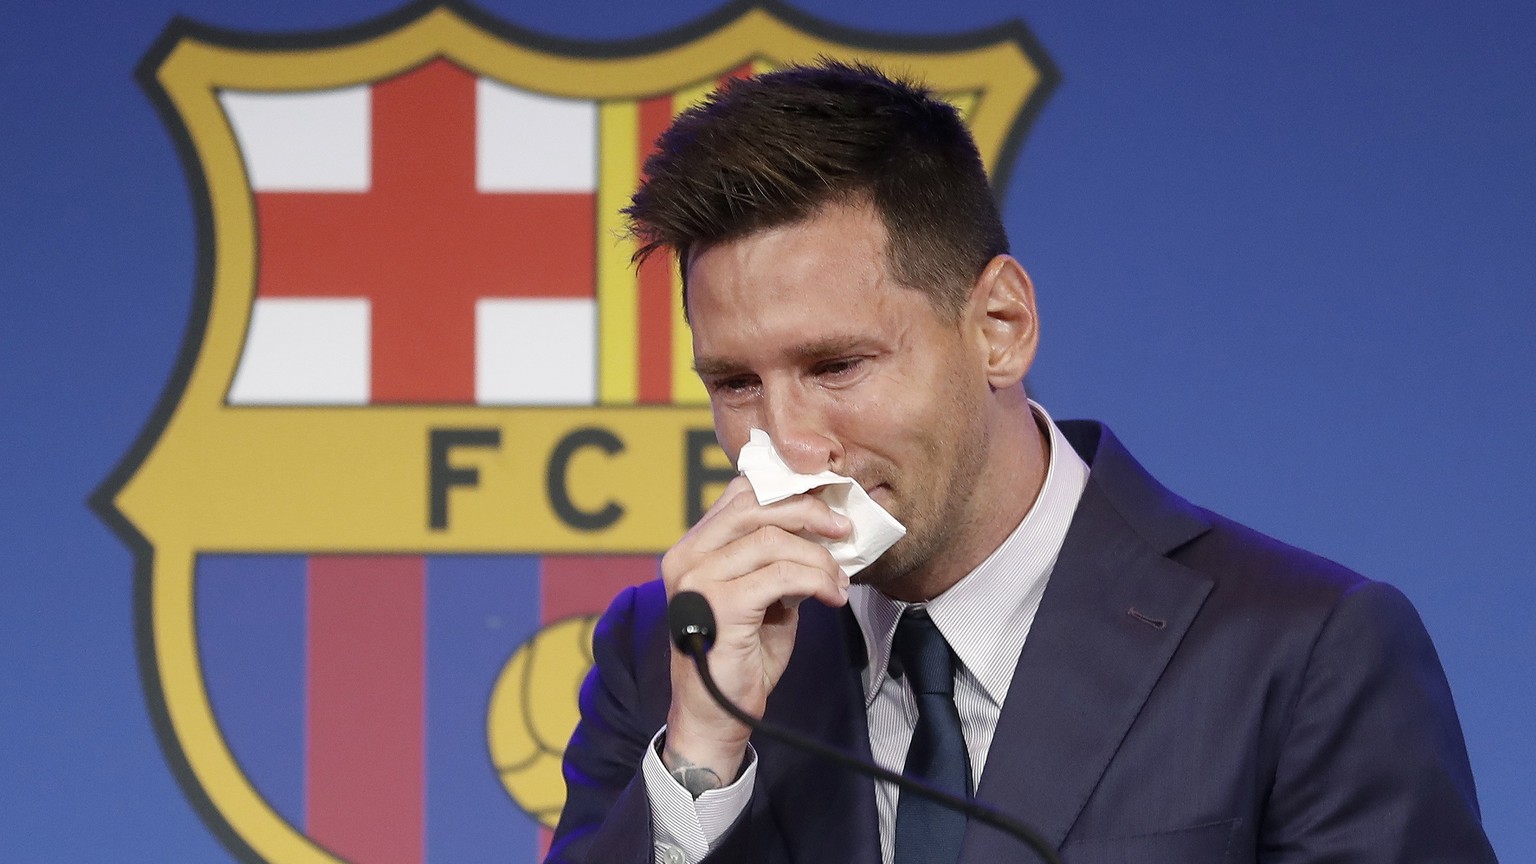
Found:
[966,255,1038,389]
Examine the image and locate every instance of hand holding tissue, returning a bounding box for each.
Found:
[736,429,907,577]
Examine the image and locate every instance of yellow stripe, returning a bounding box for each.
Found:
[672,74,720,113]
[942,91,979,121]
[667,78,722,406]
[597,100,640,405]
[668,268,707,404]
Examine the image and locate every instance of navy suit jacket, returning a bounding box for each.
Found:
[548,422,1496,864]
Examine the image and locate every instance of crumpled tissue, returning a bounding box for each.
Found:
[736,428,907,577]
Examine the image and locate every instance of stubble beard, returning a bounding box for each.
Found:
[850,379,993,600]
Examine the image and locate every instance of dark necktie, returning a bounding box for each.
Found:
[891,608,972,864]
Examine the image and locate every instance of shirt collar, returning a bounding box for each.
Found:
[848,401,1090,707]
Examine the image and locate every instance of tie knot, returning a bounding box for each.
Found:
[891,608,955,697]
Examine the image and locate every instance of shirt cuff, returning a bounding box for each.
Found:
[642,726,757,864]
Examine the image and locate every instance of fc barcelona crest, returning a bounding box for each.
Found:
[92,2,1055,861]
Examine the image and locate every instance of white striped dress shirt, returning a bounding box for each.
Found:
[646,403,1090,864]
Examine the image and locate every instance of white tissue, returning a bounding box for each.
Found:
[736,428,907,577]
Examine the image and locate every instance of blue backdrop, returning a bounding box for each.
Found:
[3,1,1532,861]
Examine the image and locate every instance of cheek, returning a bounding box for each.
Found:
[710,408,752,463]
[823,399,896,457]
[827,401,932,484]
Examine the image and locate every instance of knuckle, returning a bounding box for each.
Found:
[661,544,707,590]
[819,548,841,576]
[750,524,788,550]
[660,546,683,581]
[767,559,800,584]
[726,486,761,516]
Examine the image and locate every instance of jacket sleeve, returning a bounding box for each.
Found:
[1261,581,1497,862]
[545,581,779,864]
[545,584,666,864]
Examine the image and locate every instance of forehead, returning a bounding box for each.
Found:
[686,202,886,315]
[685,203,944,368]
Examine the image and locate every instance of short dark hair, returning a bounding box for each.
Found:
[625,60,1009,317]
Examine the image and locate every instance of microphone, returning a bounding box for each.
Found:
[669,589,716,656]
[667,590,1062,864]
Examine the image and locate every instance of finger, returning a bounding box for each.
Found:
[695,490,850,553]
[759,492,852,541]
[687,475,759,533]
[664,480,856,609]
[688,525,843,588]
[714,557,849,623]
[716,474,759,508]
[684,529,847,616]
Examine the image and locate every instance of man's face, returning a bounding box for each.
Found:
[686,201,998,598]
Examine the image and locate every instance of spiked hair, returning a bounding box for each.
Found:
[625,60,1009,317]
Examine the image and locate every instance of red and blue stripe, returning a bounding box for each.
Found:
[195,552,656,863]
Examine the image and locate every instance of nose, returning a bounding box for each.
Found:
[760,386,844,475]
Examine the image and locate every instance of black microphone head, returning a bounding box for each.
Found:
[668,590,717,656]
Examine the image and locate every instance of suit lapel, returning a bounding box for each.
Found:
[735,423,1212,862]
[961,424,1215,859]
[755,600,882,864]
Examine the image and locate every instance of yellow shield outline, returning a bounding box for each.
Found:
[90,1,1056,861]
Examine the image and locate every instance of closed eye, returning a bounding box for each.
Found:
[705,374,760,397]
[814,357,867,379]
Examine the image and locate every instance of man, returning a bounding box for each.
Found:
[547,61,1495,864]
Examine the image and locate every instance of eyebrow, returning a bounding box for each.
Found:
[692,335,874,378]
[692,356,743,378]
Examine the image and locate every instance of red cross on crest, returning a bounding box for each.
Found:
[253,59,597,403]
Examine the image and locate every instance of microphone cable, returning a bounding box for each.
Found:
[668,589,1061,864]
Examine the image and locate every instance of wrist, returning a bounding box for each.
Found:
[656,732,749,799]
[661,708,751,796]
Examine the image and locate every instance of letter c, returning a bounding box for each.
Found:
[546,427,625,531]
